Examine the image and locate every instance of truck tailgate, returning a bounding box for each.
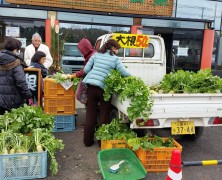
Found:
[111,93,222,119]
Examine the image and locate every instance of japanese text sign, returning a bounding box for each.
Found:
[6,27,20,37]
[24,68,42,107]
[112,33,150,48]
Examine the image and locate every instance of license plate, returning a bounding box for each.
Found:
[171,121,195,135]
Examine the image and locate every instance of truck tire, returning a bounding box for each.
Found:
[183,127,204,141]
[110,107,118,121]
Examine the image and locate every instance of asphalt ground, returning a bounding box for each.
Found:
[44,104,222,180]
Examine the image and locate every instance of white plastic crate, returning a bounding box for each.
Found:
[0,151,47,180]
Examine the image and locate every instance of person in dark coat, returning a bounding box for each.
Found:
[30,51,48,78]
[0,37,32,115]
[70,38,96,78]
[82,39,131,147]
[69,38,96,127]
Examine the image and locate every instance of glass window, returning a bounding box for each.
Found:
[122,43,154,58]
[144,44,154,58]
[117,48,124,57]
[175,0,215,21]
[59,22,130,46]
[0,19,45,55]
[172,30,203,72]
[212,30,220,69]
[125,48,142,57]
[64,44,82,57]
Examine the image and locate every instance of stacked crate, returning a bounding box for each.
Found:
[135,138,182,172]
[44,78,76,132]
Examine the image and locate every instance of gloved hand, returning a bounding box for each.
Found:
[28,98,33,106]
[68,73,76,79]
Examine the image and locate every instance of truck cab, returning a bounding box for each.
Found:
[95,33,222,140]
[61,43,84,74]
[95,33,166,86]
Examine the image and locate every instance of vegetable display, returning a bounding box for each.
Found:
[0,105,64,176]
[0,129,64,175]
[151,69,222,93]
[33,128,64,175]
[52,72,72,83]
[0,104,55,134]
[104,70,153,121]
[95,118,137,141]
[52,72,80,90]
[127,135,174,151]
[95,118,175,153]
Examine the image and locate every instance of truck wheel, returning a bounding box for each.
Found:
[183,127,204,141]
[110,108,118,121]
[133,129,146,137]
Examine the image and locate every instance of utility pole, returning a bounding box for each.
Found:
[175,0,178,18]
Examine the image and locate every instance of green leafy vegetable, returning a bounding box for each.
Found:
[52,72,80,90]
[0,129,64,176]
[0,104,55,134]
[104,70,153,121]
[127,135,174,151]
[151,69,222,93]
[32,128,64,175]
[95,118,137,140]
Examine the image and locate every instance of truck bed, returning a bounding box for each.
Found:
[112,93,222,119]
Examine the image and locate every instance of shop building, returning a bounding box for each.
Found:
[0,0,221,73]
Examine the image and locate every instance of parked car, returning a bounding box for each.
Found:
[61,43,84,74]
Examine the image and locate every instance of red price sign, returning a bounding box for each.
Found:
[112,33,150,48]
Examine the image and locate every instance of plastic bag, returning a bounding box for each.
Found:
[76,80,88,104]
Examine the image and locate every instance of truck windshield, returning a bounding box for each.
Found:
[64,45,82,57]
[118,43,154,58]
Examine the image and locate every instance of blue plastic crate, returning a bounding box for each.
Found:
[53,114,76,132]
[0,151,47,180]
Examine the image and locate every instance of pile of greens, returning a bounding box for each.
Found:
[151,69,222,93]
[0,129,64,175]
[52,72,71,83]
[0,104,54,134]
[0,105,64,175]
[52,72,80,90]
[104,70,153,121]
[127,135,174,151]
[95,118,137,140]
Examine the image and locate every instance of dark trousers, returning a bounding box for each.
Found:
[84,85,112,146]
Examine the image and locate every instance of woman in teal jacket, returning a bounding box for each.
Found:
[83,39,130,146]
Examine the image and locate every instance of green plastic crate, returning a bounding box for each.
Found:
[98,148,147,180]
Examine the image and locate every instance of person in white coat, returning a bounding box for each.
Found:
[24,33,53,69]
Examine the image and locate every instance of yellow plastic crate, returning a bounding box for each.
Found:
[44,97,76,115]
[44,78,74,97]
[135,138,182,172]
[101,140,127,150]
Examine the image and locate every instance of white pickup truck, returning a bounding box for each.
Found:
[95,33,222,140]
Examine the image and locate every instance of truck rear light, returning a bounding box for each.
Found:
[145,119,154,126]
[213,117,222,124]
[209,117,222,124]
[135,118,159,126]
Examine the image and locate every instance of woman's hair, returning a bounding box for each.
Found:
[98,39,121,55]
[31,51,46,63]
[4,37,22,51]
